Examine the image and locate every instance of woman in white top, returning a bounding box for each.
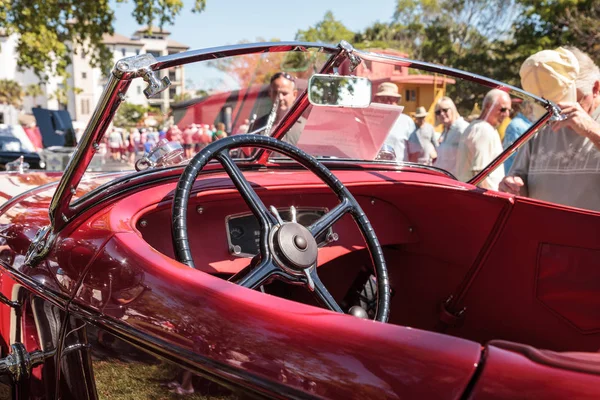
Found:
[433,97,469,177]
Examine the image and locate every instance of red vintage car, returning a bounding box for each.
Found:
[0,41,598,399]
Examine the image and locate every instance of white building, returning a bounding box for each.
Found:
[0,28,189,127]
[0,33,63,122]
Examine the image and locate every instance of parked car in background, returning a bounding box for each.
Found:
[0,135,43,170]
[0,41,597,399]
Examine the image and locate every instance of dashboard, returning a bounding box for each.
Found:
[226,208,334,257]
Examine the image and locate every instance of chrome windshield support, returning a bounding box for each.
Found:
[47,58,136,233]
[339,40,361,72]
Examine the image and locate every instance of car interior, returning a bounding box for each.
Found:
[79,157,600,355]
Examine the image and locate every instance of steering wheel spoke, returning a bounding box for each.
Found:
[216,150,276,228]
[308,197,352,238]
[307,267,343,313]
[230,257,280,289]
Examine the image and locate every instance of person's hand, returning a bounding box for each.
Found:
[499,175,524,195]
[553,101,600,139]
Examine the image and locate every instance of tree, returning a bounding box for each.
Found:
[0,80,24,107]
[25,84,44,107]
[295,11,355,44]
[0,0,207,82]
[114,102,148,128]
[512,0,600,70]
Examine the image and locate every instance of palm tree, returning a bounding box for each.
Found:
[25,84,44,107]
[0,79,24,107]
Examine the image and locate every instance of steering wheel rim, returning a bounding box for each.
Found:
[171,134,390,323]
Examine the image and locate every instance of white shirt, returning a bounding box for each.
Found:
[383,113,416,162]
[435,117,469,176]
[456,119,505,190]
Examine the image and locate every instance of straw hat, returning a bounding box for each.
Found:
[375,82,401,98]
[519,47,579,103]
[414,106,428,118]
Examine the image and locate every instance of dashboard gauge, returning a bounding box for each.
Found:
[225,208,334,258]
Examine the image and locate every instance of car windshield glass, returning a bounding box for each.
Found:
[82,48,550,191]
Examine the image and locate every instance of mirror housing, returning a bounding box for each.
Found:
[308,74,371,108]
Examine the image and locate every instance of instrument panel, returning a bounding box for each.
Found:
[226,208,333,258]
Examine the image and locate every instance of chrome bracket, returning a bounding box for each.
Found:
[548,101,567,123]
[112,53,171,98]
[0,343,55,382]
[24,225,55,268]
[338,40,361,72]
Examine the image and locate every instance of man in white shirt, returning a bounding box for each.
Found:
[455,89,511,190]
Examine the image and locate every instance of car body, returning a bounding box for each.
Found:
[0,41,598,399]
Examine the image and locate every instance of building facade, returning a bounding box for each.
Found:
[0,28,189,127]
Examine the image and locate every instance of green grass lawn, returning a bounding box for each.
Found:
[92,358,239,399]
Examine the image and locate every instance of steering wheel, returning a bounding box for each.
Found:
[171,134,390,322]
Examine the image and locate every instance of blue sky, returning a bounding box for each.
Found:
[111,0,397,87]
[112,0,397,48]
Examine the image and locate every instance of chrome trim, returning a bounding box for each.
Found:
[338,40,361,72]
[0,343,56,382]
[49,73,131,233]
[154,41,339,70]
[353,48,551,104]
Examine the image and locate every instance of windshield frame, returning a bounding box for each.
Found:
[48,41,341,234]
[50,40,562,235]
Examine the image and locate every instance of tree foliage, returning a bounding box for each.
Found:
[25,84,44,107]
[295,11,355,44]
[512,0,600,68]
[0,79,23,107]
[114,102,148,128]
[0,0,206,82]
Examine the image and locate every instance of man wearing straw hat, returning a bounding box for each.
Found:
[374,82,415,161]
[407,106,438,165]
[499,47,600,211]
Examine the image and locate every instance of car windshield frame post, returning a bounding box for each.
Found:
[49,74,132,231]
[469,111,553,186]
[254,41,358,164]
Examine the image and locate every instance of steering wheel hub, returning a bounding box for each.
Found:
[274,223,318,270]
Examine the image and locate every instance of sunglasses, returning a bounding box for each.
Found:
[435,108,451,116]
[270,72,296,84]
[500,107,512,113]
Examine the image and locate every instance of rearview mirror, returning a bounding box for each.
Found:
[308,75,371,108]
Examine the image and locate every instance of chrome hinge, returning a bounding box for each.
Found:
[338,40,361,72]
[24,225,55,267]
[0,343,55,382]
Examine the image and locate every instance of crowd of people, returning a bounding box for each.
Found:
[377,45,600,211]
[103,122,229,164]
